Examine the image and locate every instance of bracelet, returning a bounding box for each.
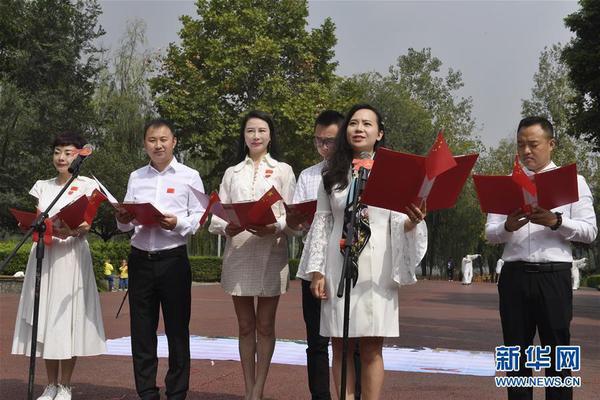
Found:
[550,212,563,231]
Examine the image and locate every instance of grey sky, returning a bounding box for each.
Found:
[97,0,579,147]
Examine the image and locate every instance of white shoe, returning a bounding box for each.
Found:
[54,385,72,400]
[37,384,58,400]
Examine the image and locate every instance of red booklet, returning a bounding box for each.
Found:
[362,147,478,213]
[284,200,318,225]
[473,163,579,214]
[196,186,282,228]
[9,208,39,233]
[121,202,166,226]
[55,194,90,229]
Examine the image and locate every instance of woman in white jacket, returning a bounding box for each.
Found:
[298,104,427,399]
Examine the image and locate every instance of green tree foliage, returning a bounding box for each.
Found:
[339,48,483,276]
[0,0,104,236]
[150,0,338,190]
[562,0,600,149]
[85,20,157,241]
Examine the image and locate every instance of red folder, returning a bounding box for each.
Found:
[9,208,55,244]
[473,163,579,214]
[362,147,478,213]
[215,188,281,228]
[9,208,38,233]
[284,200,318,225]
[121,202,166,226]
[55,195,90,229]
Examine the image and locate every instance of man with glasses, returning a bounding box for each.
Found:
[289,110,360,400]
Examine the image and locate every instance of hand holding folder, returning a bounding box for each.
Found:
[473,156,579,215]
[362,132,478,213]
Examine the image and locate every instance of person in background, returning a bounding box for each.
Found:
[119,259,129,291]
[104,258,115,291]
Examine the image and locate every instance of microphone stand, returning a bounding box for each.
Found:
[0,162,85,400]
[336,165,369,400]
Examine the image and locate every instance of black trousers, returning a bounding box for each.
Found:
[302,279,361,400]
[129,246,192,400]
[498,262,573,400]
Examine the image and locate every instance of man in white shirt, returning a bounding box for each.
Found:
[485,116,597,400]
[288,110,347,400]
[116,119,205,400]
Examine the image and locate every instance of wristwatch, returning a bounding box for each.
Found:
[550,212,563,231]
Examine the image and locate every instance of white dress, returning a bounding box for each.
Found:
[12,177,106,359]
[298,180,427,337]
[209,154,296,296]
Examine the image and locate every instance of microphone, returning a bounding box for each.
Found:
[68,144,94,173]
[352,151,373,191]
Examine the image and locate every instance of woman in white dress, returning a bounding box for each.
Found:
[209,111,295,400]
[299,104,428,399]
[12,132,106,400]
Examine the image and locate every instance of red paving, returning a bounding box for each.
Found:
[1,280,598,399]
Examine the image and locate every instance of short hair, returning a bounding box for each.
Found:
[144,118,175,137]
[236,110,279,162]
[517,116,554,139]
[314,110,345,130]
[52,131,87,149]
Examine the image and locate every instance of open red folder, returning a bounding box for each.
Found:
[120,202,166,226]
[193,186,282,228]
[9,190,105,242]
[473,163,579,214]
[284,200,317,225]
[361,147,478,213]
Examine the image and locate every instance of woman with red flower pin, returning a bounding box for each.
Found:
[209,110,295,400]
[12,131,106,400]
[298,104,428,399]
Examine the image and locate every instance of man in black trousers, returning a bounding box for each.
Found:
[288,110,361,400]
[116,119,205,400]
[485,116,596,400]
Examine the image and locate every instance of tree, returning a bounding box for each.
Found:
[150,0,338,190]
[338,48,483,277]
[522,44,596,175]
[562,0,600,149]
[0,0,104,236]
[85,20,157,241]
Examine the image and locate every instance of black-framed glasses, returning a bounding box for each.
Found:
[314,137,336,148]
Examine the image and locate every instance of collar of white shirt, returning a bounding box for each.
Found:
[233,153,278,172]
[523,160,557,176]
[146,157,182,175]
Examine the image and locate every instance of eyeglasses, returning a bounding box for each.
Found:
[314,138,336,148]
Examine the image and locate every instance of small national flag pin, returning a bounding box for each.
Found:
[167,188,175,194]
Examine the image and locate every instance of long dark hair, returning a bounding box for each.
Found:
[235,110,279,163]
[322,103,385,194]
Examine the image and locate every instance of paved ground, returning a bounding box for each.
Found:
[1,280,598,399]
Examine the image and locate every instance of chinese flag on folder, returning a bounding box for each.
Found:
[473,163,578,214]
[362,146,477,213]
[248,187,282,223]
[425,131,457,179]
[511,155,537,196]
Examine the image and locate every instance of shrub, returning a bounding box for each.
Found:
[586,274,600,289]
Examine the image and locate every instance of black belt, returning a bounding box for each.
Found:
[131,245,187,261]
[504,261,572,273]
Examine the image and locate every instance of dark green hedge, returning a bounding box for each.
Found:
[1,241,300,285]
[585,274,600,289]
